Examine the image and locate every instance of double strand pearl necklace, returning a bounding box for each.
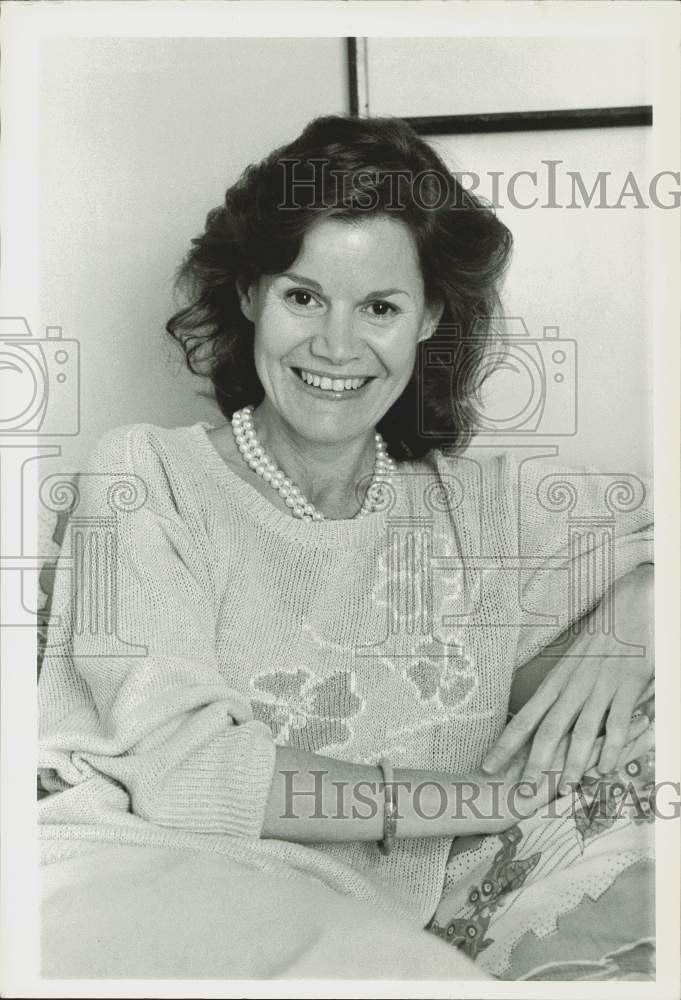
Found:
[231,405,396,522]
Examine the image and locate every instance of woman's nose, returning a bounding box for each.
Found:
[310,309,362,366]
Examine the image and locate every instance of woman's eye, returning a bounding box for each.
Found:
[285,289,320,309]
[284,291,397,319]
[366,301,398,319]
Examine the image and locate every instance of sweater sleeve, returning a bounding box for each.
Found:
[506,452,654,670]
[38,424,276,838]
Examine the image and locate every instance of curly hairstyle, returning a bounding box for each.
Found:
[166,114,513,459]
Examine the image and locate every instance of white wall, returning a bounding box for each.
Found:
[366,36,654,476]
[365,36,651,115]
[39,37,348,473]
[433,126,652,475]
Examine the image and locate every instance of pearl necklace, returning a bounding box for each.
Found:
[231,405,396,522]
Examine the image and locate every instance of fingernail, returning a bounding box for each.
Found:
[598,754,615,774]
[558,782,571,797]
[518,780,535,797]
[481,757,497,773]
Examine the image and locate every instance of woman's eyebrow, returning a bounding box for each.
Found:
[281,272,410,298]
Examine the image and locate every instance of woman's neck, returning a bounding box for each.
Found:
[251,403,377,519]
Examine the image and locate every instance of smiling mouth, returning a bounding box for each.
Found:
[292,367,374,393]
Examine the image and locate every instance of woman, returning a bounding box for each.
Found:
[39,115,654,979]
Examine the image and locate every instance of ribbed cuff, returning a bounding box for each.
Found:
[142,720,277,838]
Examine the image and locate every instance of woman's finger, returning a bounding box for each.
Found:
[563,716,650,788]
[497,739,533,784]
[615,720,654,771]
[557,691,612,793]
[518,674,594,792]
[509,731,571,812]
[481,678,562,773]
[622,712,651,750]
[580,715,648,778]
[585,735,605,773]
[634,679,655,717]
[550,730,577,782]
[597,683,641,774]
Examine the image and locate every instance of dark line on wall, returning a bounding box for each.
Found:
[403,106,653,135]
[347,37,359,117]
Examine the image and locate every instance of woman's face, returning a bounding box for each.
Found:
[238,214,442,447]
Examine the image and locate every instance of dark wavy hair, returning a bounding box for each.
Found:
[166,114,512,459]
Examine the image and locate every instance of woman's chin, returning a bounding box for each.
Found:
[262,373,382,442]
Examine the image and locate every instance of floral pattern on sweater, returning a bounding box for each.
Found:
[250,667,364,751]
[402,636,477,708]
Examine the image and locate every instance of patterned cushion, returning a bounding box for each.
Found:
[427,751,656,980]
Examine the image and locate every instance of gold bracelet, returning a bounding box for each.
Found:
[378,756,397,856]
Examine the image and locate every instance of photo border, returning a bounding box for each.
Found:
[1,3,678,999]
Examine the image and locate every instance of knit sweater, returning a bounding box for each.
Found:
[38,422,654,925]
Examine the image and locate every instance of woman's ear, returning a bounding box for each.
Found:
[418,301,445,343]
[236,279,257,323]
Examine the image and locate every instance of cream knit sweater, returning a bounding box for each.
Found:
[38,422,653,925]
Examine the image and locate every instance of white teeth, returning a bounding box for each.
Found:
[298,369,368,392]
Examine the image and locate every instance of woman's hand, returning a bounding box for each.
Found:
[462,738,558,834]
[466,723,609,834]
[481,565,654,794]
[468,712,653,834]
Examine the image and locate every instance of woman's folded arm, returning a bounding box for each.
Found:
[39,424,276,838]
